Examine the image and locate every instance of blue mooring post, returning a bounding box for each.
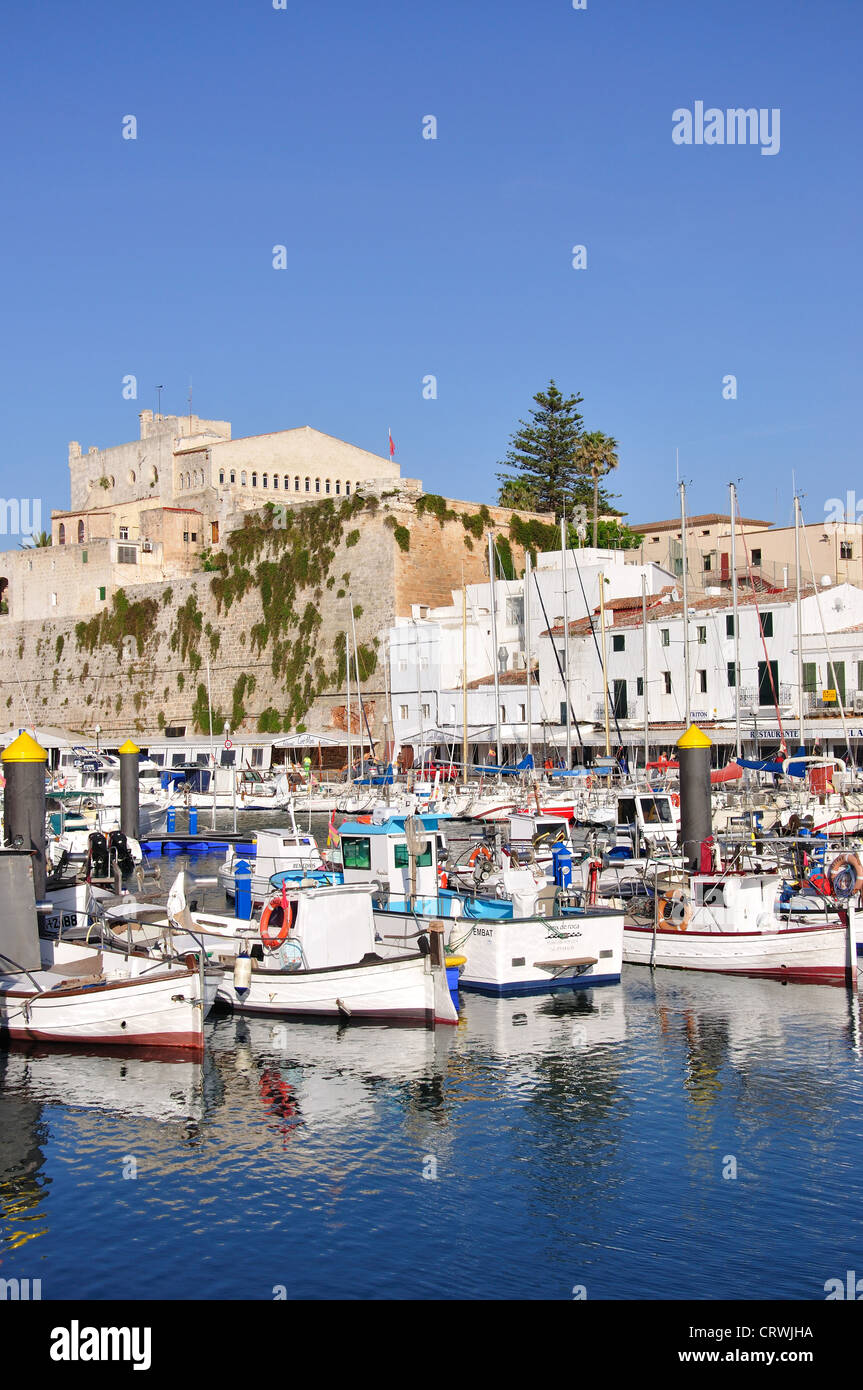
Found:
[166,807,176,834]
[234,860,252,920]
[189,807,199,835]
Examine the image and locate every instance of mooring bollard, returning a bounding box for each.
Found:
[118,737,140,840]
[677,724,713,871]
[166,807,176,834]
[2,731,48,901]
[189,807,199,835]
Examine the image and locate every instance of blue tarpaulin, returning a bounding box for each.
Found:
[736,746,808,779]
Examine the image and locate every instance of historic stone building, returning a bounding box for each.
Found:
[0,410,552,740]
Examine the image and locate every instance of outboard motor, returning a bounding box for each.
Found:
[109,830,135,878]
[86,831,109,882]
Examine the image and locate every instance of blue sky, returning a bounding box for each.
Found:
[0,0,859,547]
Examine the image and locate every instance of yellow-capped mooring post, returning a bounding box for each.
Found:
[676,724,713,871]
[118,738,141,840]
[2,731,48,900]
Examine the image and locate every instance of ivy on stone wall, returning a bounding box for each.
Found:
[75,589,159,658]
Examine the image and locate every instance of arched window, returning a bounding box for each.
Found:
[315,478,320,494]
[185,472,191,489]
[335,480,341,494]
[58,523,65,545]
[272,474,279,489]
[251,472,258,487]
[178,474,183,490]
[325,479,331,494]
[219,470,225,485]
[77,520,85,544]
[345,481,351,495]
[304,477,310,492]
[294,476,300,492]
[128,470,136,484]
[230,470,236,484]
[262,474,268,488]
[151,466,158,485]
[284,476,290,490]
[241,471,247,486]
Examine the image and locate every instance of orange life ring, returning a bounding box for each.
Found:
[671,793,680,808]
[468,844,493,868]
[658,889,690,931]
[260,895,295,951]
[585,775,594,790]
[438,868,448,889]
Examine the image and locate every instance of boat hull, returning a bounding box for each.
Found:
[213,953,443,1026]
[0,968,204,1050]
[373,906,624,995]
[624,922,855,985]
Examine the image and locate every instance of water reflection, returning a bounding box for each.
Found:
[1,965,862,1298]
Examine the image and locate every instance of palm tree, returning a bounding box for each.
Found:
[19,531,52,549]
[577,432,619,547]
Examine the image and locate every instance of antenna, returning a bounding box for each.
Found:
[155,385,164,419]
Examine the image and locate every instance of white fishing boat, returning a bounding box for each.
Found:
[163,875,457,1027]
[218,825,327,903]
[624,870,857,986]
[336,815,624,996]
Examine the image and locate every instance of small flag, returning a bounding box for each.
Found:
[388,428,395,458]
[327,811,340,848]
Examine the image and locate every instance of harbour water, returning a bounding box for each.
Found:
[2,818,863,1300]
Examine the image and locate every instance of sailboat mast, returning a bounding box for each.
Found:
[679,480,692,728]
[729,482,742,759]
[641,574,649,770]
[345,623,352,776]
[599,571,610,756]
[462,572,469,786]
[524,551,533,769]
[487,530,503,767]
[561,514,572,767]
[794,493,806,750]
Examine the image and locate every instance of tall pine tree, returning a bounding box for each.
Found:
[496,380,618,520]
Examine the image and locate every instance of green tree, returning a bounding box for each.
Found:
[20,531,52,549]
[576,430,619,547]
[496,380,618,520]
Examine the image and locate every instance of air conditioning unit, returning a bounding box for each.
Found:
[141,540,153,553]
[853,693,863,713]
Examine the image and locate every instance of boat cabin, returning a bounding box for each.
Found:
[617,792,679,843]
[686,873,782,934]
[337,816,444,907]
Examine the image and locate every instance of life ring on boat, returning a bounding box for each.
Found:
[468,844,493,868]
[670,793,680,808]
[658,889,691,931]
[584,775,594,790]
[827,852,863,899]
[260,896,295,950]
[56,777,67,790]
[438,867,448,889]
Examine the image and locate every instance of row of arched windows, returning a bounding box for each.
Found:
[214,471,353,496]
[57,521,86,545]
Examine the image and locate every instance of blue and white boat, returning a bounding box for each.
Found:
[321,815,623,997]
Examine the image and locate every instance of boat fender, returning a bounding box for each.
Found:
[233,953,252,994]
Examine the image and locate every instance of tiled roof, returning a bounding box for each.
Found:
[541,584,825,638]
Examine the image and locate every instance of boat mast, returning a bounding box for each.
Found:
[414,616,423,774]
[487,530,503,767]
[561,512,572,767]
[345,622,352,777]
[794,492,806,751]
[729,482,742,759]
[524,551,533,770]
[679,479,691,728]
[641,573,649,771]
[599,571,610,756]
[350,595,365,769]
[462,569,469,786]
